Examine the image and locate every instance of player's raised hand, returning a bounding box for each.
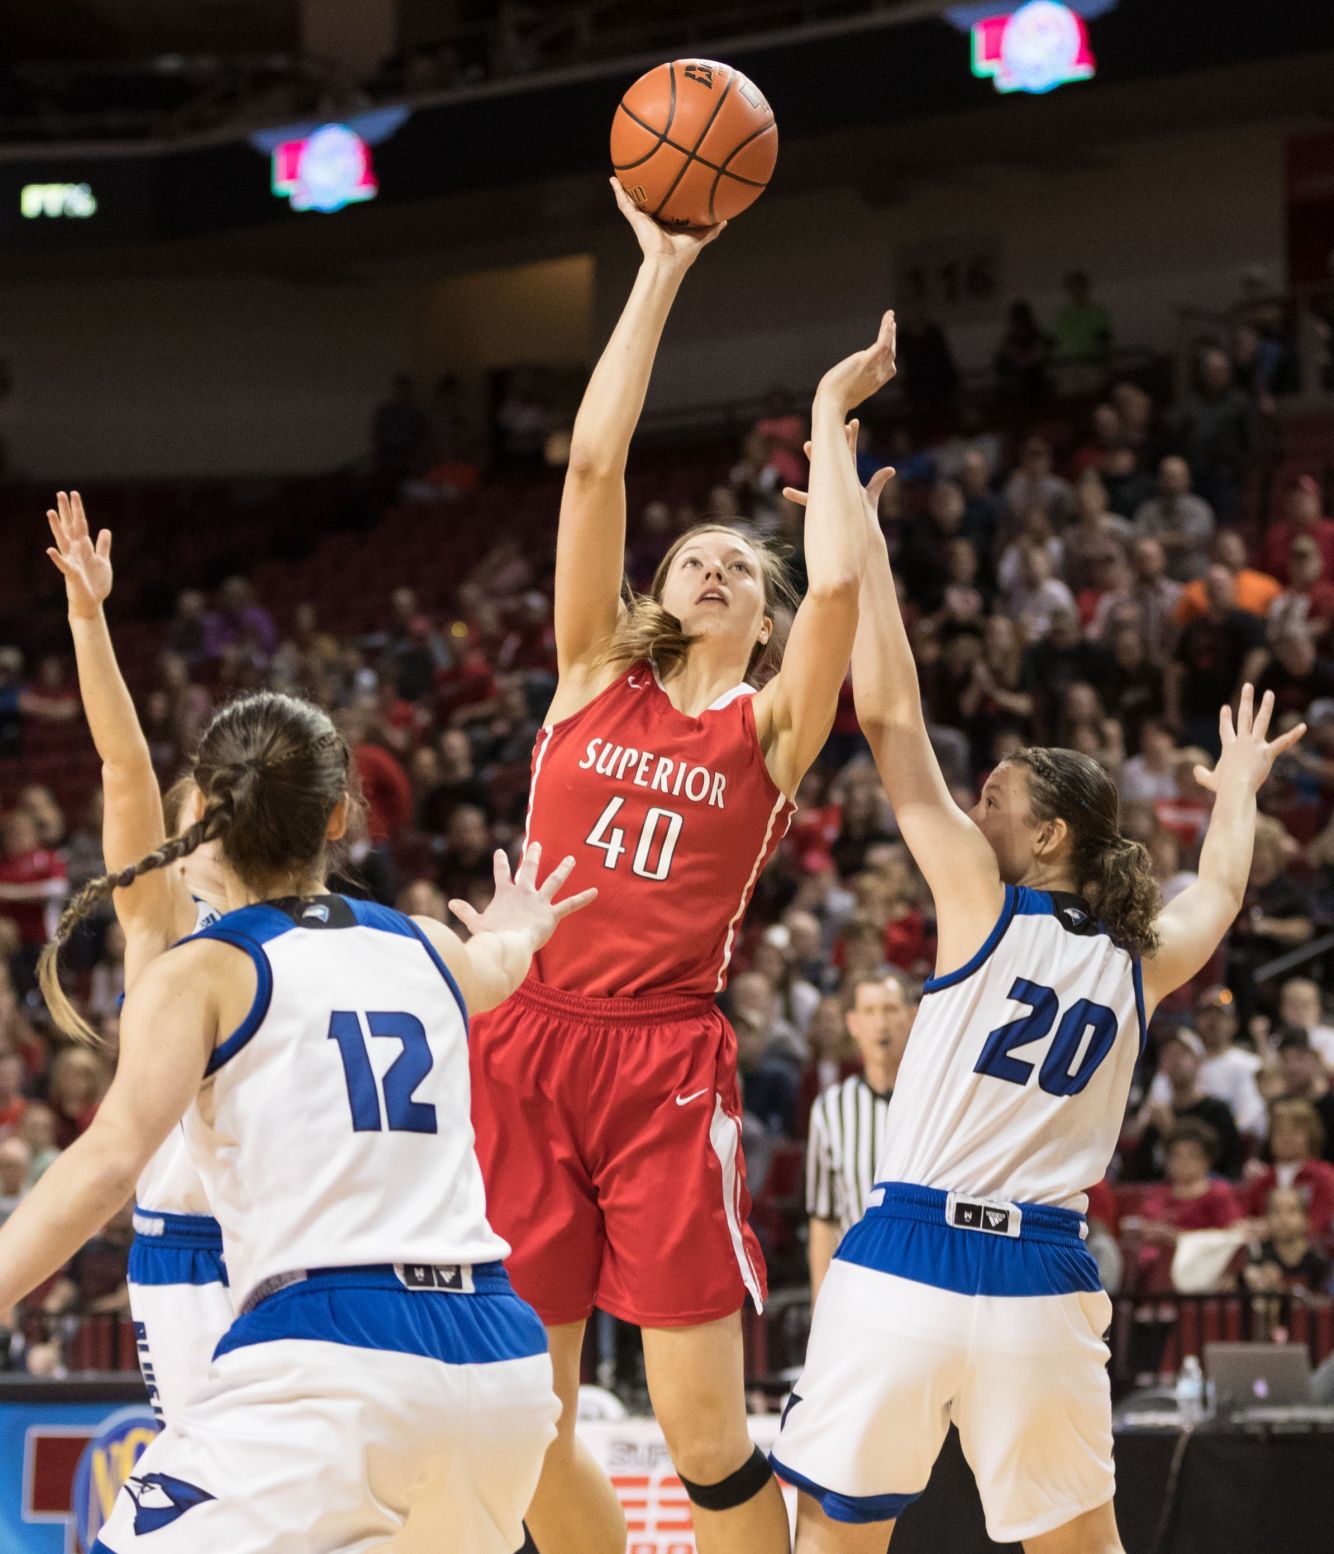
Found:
[1193,685,1306,798]
[782,420,896,525]
[45,491,112,620]
[817,310,897,413]
[610,177,726,269]
[449,842,596,951]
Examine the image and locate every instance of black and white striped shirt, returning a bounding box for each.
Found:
[806,1074,894,1235]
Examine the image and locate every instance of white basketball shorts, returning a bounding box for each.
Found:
[772,1183,1116,1545]
[92,1261,559,1554]
[127,1208,233,1425]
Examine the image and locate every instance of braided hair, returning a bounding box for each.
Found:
[1004,746,1162,959]
[39,692,351,1043]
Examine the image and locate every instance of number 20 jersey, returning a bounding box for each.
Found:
[182,896,508,1309]
[524,663,795,999]
[877,886,1147,1215]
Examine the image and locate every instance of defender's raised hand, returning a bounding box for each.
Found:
[46,491,112,621]
[1193,685,1306,797]
[449,842,596,952]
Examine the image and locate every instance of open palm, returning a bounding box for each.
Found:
[46,490,112,619]
[1193,684,1306,797]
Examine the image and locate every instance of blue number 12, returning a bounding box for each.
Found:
[328,1010,438,1133]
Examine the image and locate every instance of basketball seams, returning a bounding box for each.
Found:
[614,101,766,182]
[651,66,736,223]
[707,118,777,222]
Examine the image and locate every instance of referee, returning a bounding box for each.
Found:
[806,973,916,1302]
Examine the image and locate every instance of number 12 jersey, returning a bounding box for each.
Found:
[524,663,795,998]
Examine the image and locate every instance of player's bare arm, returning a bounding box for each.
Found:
[416,842,596,1014]
[0,938,232,1311]
[754,312,896,797]
[1144,685,1305,1010]
[46,489,198,970]
[549,181,724,716]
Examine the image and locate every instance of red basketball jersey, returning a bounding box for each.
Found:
[525,663,795,998]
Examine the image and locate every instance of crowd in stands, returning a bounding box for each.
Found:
[2,284,1334,1381]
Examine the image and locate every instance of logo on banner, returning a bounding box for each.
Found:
[68,1408,161,1551]
[952,0,1109,95]
[248,106,410,214]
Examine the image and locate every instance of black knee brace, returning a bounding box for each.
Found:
[680,1445,774,1512]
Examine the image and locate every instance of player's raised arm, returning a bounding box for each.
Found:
[754,314,894,796]
[43,491,197,967]
[1144,686,1305,1008]
[415,843,595,1015]
[553,181,724,684]
[0,942,219,1312]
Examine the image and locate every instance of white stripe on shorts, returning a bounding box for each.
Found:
[708,1095,765,1313]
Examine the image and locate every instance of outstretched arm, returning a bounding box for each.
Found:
[46,493,198,976]
[1145,686,1305,1007]
[755,315,896,796]
[413,843,595,1015]
[553,182,723,685]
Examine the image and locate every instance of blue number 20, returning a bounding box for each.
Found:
[327,1010,438,1134]
[974,978,1118,1098]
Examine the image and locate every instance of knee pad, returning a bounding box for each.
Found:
[680,1444,774,1512]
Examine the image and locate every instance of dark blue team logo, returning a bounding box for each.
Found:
[125,1471,217,1534]
[69,1407,160,1551]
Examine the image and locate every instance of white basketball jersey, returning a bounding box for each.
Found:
[182,895,507,1307]
[134,898,223,1217]
[877,886,1146,1214]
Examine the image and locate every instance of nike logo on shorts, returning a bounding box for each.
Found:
[675,1089,709,1106]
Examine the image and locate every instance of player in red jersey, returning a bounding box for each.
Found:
[463,177,897,1554]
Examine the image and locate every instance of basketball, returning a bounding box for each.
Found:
[610,59,777,230]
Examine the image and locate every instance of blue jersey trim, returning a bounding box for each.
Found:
[128,1239,229,1289]
[1132,958,1148,1058]
[769,1455,919,1524]
[214,1265,545,1365]
[189,901,298,947]
[923,884,1018,994]
[199,930,274,1076]
[403,919,469,1030]
[835,1189,1102,1298]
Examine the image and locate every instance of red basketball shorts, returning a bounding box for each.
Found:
[469,978,768,1329]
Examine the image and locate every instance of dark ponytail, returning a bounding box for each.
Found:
[39,692,350,1044]
[1005,746,1161,958]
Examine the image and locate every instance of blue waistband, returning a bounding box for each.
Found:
[867,1183,1087,1246]
[132,1208,224,1249]
[216,1261,544,1366]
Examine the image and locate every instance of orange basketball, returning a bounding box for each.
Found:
[610,59,777,230]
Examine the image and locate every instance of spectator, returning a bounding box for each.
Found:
[732,982,801,1140]
[1101,628,1165,754]
[19,1102,58,1182]
[1227,823,1314,1018]
[203,577,278,663]
[1133,456,1216,581]
[806,974,915,1300]
[1053,270,1112,365]
[1276,1033,1334,1166]
[1135,1121,1244,1294]
[166,589,210,667]
[994,301,1052,408]
[1242,1186,1331,1294]
[0,649,24,756]
[1149,986,1266,1139]
[0,1052,26,1136]
[1003,435,1073,527]
[396,879,448,923]
[371,372,428,480]
[1167,566,1268,751]
[1019,608,1106,741]
[336,708,412,845]
[1257,626,1334,722]
[1242,1099,1334,1238]
[958,446,1002,557]
[1178,347,1254,526]
[1270,534,1334,647]
[18,655,80,726]
[1149,825,1197,905]
[1064,473,1131,594]
[86,921,126,1026]
[1127,1027,1244,1179]
[1088,537,1182,662]
[751,925,822,1040]
[1005,545,1076,640]
[0,1136,30,1228]
[1278,977,1334,1068]
[493,367,552,470]
[752,389,808,490]
[0,810,67,976]
[1263,475,1334,584]
[896,314,960,423]
[46,1047,108,1149]
[436,804,497,908]
[1175,531,1282,625]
